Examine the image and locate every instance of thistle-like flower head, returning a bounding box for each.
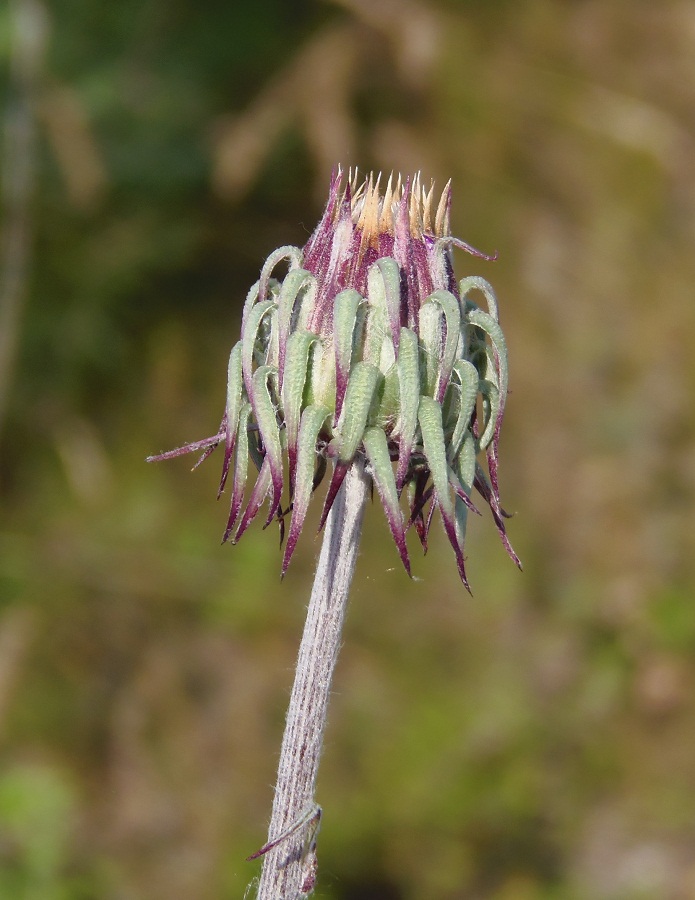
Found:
[149,169,519,589]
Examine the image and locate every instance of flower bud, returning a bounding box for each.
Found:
[149,169,519,589]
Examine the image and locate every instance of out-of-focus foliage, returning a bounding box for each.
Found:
[1,0,695,898]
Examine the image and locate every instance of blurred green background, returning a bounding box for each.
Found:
[2,0,695,897]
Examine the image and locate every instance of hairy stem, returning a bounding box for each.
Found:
[254,459,369,899]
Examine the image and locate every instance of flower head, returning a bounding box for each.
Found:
[149,169,519,589]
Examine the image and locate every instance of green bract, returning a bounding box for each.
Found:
[149,170,519,589]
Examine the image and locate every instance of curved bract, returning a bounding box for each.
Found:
[148,169,520,589]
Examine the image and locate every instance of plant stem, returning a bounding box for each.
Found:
[254,459,369,899]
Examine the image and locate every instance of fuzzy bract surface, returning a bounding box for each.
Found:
[149,169,519,589]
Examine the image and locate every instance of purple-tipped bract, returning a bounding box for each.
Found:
[148,168,518,589]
